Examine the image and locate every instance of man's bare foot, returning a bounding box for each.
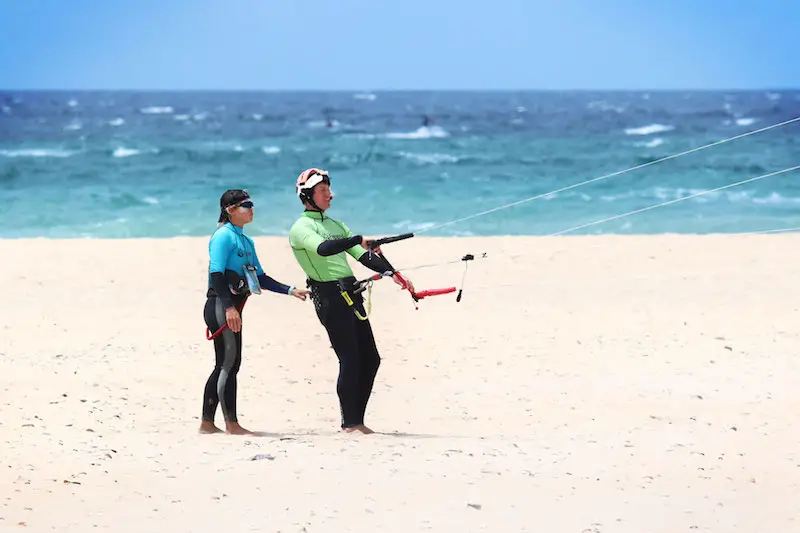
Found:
[198,421,223,434]
[343,424,374,435]
[225,422,256,435]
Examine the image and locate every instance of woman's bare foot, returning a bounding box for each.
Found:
[343,424,374,435]
[198,421,223,434]
[225,422,255,435]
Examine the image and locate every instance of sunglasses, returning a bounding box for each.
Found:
[237,201,254,209]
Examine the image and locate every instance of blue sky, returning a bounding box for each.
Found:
[0,0,797,90]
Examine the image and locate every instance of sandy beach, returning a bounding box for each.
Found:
[1,234,798,532]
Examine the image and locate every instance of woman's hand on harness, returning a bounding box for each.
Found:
[225,306,242,333]
[391,272,415,294]
[290,287,311,301]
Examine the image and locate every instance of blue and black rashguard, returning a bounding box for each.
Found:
[207,222,294,308]
[201,222,293,425]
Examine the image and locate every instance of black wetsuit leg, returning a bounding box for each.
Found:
[202,296,244,423]
[311,282,381,428]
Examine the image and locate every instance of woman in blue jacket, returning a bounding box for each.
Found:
[200,189,309,435]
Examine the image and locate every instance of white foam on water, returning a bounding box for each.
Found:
[398,151,459,164]
[113,147,149,158]
[624,123,675,136]
[0,148,75,158]
[407,222,436,231]
[141,106,174,114]
[633,138,665,148]
[752,192,800,205]
[384,125,449,139]
[588,100,625,113]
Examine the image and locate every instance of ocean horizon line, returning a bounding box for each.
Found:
[3,230,799,241]
[2,87,799,94]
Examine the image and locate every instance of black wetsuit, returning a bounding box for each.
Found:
[202,222,292,424]
[309,236,396,428]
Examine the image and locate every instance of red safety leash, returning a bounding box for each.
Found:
[392,271,456,305]
[355,270,456,310]
[413,287,457,298]
[205,298,247,340]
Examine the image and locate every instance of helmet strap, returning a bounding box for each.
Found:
[302,187,325,215]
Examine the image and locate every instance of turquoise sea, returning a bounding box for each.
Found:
[1,90,798,238]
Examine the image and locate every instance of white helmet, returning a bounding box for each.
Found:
[296,168,330,205]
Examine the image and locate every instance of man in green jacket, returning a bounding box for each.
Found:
[289,168,414,434]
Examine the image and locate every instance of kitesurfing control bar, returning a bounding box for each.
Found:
[357,232,480,307]
[366,232,415,250]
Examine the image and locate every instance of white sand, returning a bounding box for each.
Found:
[1,235,799,532]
